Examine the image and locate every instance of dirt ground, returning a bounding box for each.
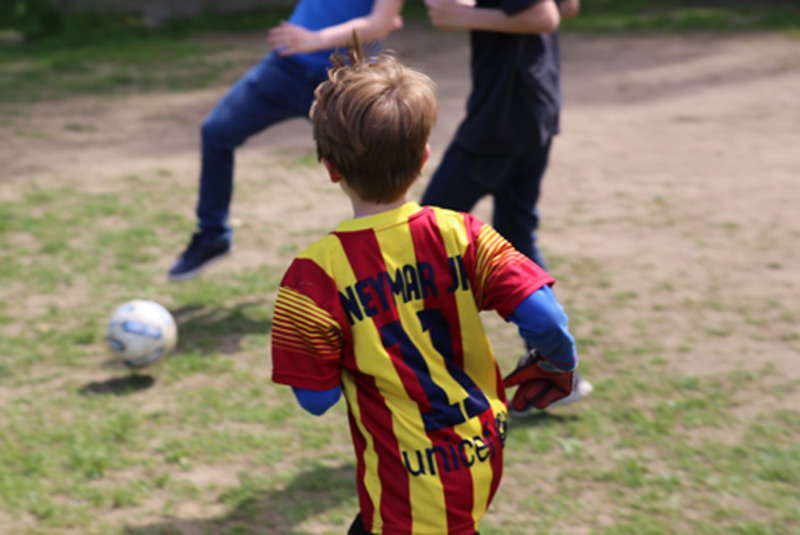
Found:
[2,20,800,535]
[5,24,799,378]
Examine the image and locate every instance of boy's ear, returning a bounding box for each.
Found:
[422,143,430,170]
[322,158,344,183]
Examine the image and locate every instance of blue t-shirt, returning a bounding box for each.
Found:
[288,0,377,72]
[454,0,561,155]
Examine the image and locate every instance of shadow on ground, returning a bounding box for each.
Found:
[125,463,358,535]
[78,374,156,396]
[508,410,582,428]
[172,301,272,355]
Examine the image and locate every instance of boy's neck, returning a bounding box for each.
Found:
[349,196,408,219]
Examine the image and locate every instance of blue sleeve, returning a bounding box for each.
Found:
[508,285,577,371]
[292,385,342,416]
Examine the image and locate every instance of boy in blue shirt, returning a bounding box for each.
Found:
[168,0,404,281]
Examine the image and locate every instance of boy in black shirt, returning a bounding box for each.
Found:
[421,0,593,409]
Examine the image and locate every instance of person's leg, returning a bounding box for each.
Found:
[169,54,321,281]
[491,139,552,271]
[197,53,317,238]
[420,142,491,212]
[347,513,374,535]
[494,139,594,406]
[347,512,479,535]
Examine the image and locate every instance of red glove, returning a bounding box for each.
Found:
[504,350,575,412]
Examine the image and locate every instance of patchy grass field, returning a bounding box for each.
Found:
[1,4,800,535]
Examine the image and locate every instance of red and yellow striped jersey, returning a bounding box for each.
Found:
[272,202,553,535]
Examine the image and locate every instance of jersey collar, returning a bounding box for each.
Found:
[335,202,423,232]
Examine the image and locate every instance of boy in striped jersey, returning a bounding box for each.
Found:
[271,36,579,535]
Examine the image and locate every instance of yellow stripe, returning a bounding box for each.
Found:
[273,287,343,356]
[432,209,502,403]
[300,238,390,530]
[277,289,340,326]
[342,373,385,533]
[433,209,505,528]
[367,227,445,533]
[285,210,504,531]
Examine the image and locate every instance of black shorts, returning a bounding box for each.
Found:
[347,513,479,535]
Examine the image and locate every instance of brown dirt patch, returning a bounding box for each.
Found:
[2,22,800,534]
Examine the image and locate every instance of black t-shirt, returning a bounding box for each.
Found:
[454,0,561,155]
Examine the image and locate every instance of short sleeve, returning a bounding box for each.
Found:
[271,258,346,390]
[500,0,543,16]
[464,214,554,318]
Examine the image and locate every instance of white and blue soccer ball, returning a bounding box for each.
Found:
[106,300,177,369]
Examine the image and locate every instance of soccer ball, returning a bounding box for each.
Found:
[106,300,178,369]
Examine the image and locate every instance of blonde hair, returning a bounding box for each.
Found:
[310,33,439,204]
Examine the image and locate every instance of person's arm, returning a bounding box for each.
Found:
[292,385,342,416]
[272,256,347,415]
[425,0,560,34]
[503,285,579,411]
[268,0,404,56]
[508,285,577,371]
[559,0,580,20]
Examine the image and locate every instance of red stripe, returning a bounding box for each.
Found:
[410,208,466,367]
[409,208,476,534]
[462,213,554,317]
[336,229,412,534]
[479,410,504,507]
[348,406,372,524]
[280,257,353,342]
[460,214,481,308]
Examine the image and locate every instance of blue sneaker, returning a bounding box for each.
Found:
[167,232,231,281]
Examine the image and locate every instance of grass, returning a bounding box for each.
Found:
[0,36,235,103]
[1,3,800,535]
[1,2,799,103]
[569,0,800,33]
[0,6,294,103]
[2,156,799,534]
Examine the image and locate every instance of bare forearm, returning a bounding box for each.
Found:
[428,0,560,34]
[269,0,403,56]
[313,13,399,50]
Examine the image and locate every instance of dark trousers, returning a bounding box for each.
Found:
[196,53,326,238]
[347,513,479,535]
[347,513,373,535]
[421,139,553,272]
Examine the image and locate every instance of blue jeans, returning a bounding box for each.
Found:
[421,139,553,271]
[196,53,327,238]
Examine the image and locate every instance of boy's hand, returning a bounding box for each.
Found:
[391,14,405,31]
[268,21,321,56]
[504,350,575,411]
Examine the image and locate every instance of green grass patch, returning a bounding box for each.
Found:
[0,6,294,103]
[568,0,800,33]
[2,2,799,103]
[2,8,800,533]
[0,37,234,102]
[3,162,799,535]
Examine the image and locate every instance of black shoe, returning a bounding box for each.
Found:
[167,232,231,282]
